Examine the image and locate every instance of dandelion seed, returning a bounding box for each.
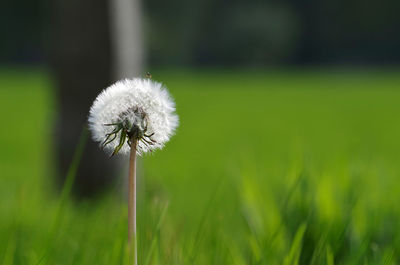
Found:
[88,78,179,156]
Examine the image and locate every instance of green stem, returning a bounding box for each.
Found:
[128,138,138,265]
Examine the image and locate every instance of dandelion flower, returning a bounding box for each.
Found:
[88,78,179,156]
[87,76,178,265]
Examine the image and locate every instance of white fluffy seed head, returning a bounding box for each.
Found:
[88,78,179,155]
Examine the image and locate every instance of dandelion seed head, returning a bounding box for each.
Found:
[88,78,179,155]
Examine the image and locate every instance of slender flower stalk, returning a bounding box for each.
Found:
[88,75,178,264]
[128,139,137,265]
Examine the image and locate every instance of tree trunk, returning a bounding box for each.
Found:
[49,0,116,196]
[109,0,144,79]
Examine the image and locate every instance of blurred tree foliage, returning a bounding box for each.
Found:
[1,0,400,65]
[144,0,400,65]
[0,0,47,63]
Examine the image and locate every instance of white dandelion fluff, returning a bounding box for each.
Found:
[88,78,179,156]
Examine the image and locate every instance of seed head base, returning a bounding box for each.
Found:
[101,107,156,156]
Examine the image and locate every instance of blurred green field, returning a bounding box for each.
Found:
[1,68,400,265]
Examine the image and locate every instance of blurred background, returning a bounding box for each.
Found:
[1,0,400,264]
[2,0,400,65]
[2,0,400,195]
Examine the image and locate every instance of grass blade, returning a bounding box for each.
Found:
[283,223,307,265]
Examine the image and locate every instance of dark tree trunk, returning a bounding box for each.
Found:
[49,0,117,196]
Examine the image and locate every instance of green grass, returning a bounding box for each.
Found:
[1,68,400,265]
